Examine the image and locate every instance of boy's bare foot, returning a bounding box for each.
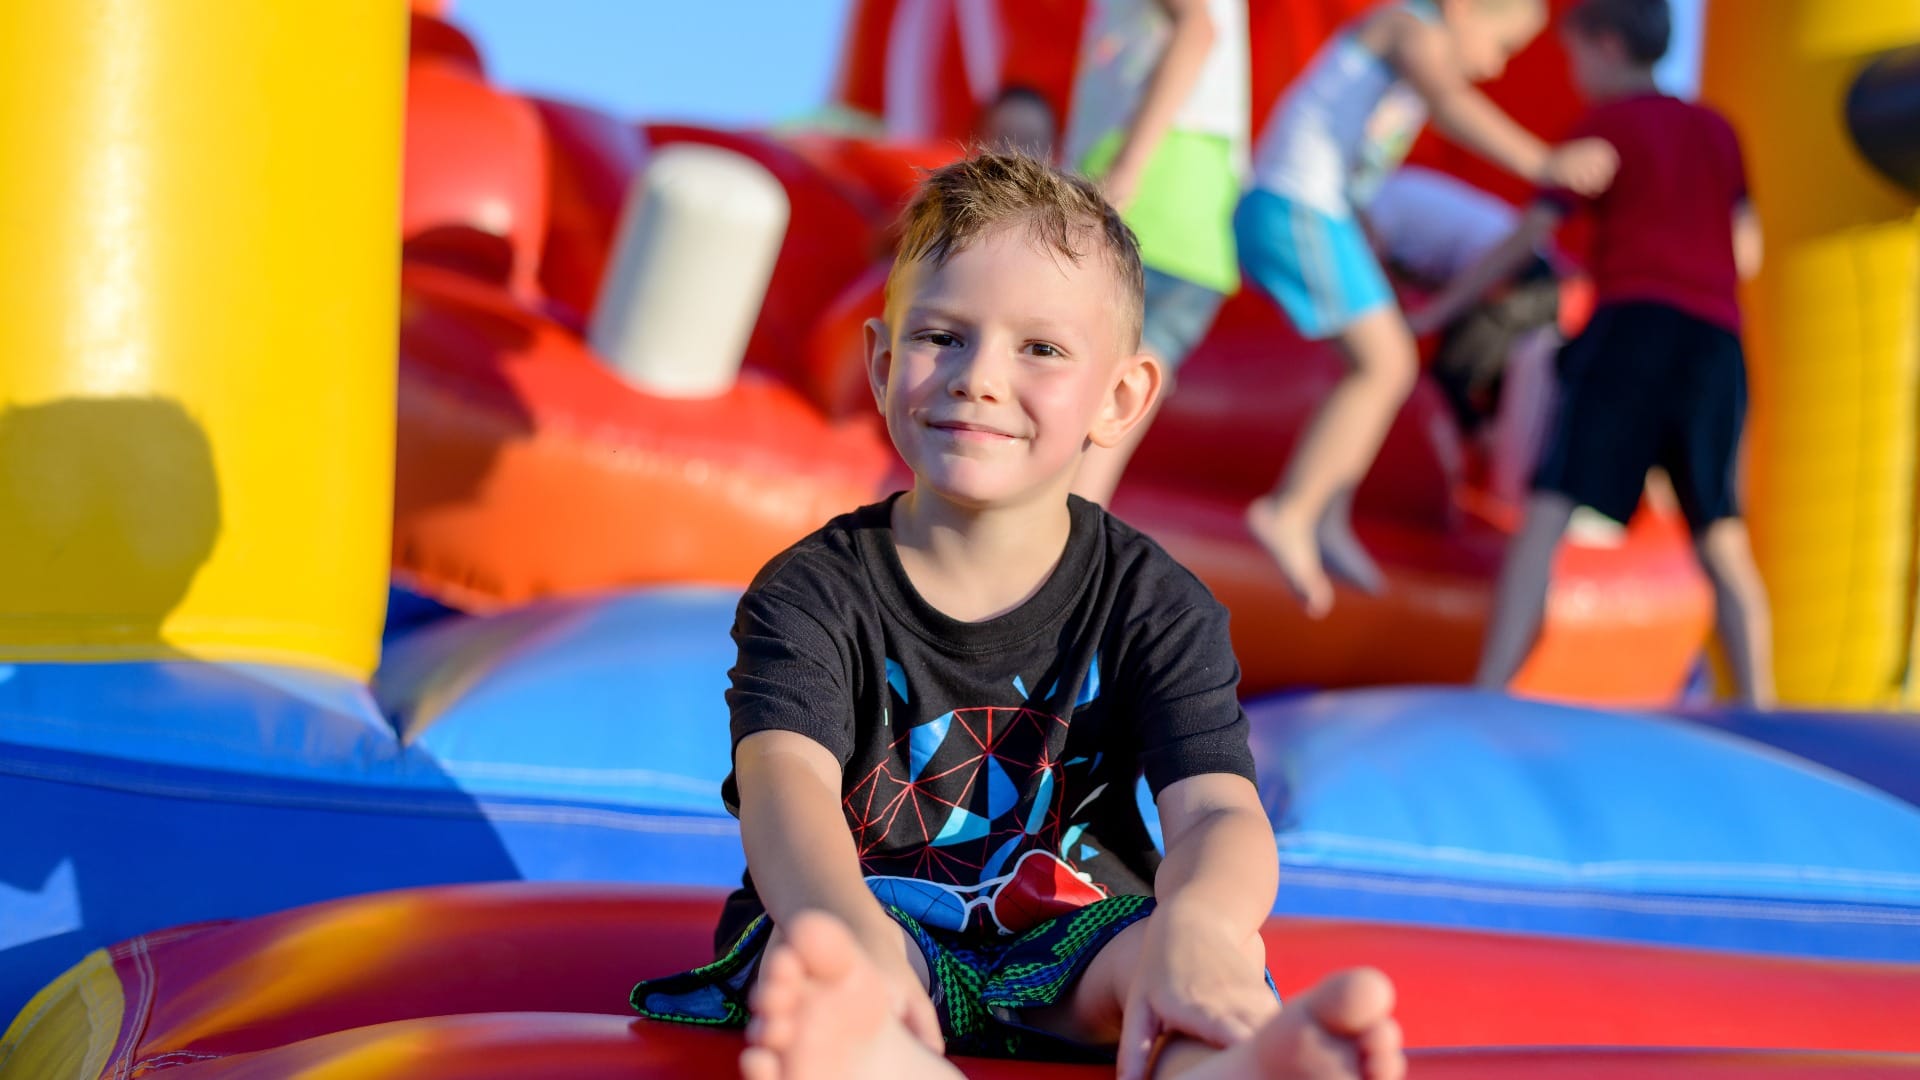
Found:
[739,912,962,1080]
[1248,496,1334,618]
[1314,512,1385,597]
[1176,967,1404,1080]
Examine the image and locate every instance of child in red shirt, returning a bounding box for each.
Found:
[1411,0,1774,705]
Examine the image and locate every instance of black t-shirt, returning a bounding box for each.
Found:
[718,494,1256,945]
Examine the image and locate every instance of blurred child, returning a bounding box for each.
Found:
[1372,165,1564,502]
[1237,0,1617,617]
[980,84,1058,159]
[628,153,1405,1080]
[1411,0,1774,705]
[1064,0,1249,504]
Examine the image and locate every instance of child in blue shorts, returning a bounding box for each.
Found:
[1064,0,1249,505]
[1239,0,1617,618]
[630,153,1405,1080]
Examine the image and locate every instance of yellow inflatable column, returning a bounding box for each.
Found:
[0,1,406,678]
[1700,1,1920,706]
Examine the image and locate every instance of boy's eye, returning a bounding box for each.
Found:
[918,330,961,348]
[1027,342,1064,358]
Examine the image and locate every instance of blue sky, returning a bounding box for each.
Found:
[453,0,1704,128]
[454,0,856,127]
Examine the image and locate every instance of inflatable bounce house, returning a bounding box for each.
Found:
[5,0,1920,1076]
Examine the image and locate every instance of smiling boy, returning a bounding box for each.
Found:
[630,152,1403,1080]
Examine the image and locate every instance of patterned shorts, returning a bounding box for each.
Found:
[631,894,1155,1062]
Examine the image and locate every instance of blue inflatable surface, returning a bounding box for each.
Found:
[0,588,748,1020]
[1670,705,1920,809]
[1256,690,1920,960]
[9,584,1920,1023]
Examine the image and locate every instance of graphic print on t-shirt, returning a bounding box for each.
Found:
[851,654,1110,936]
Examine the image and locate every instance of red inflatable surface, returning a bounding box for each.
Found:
[35,884,1919,1079]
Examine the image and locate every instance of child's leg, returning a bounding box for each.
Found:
[740,911,962,1080]
[1029,916,1403,1079]
[1248,307,1418,616]
[1474,492,1578,690]
[1488,327,1560,507]
[1694,517,1776,708]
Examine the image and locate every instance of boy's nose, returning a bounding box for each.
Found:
[947,349,1008,402]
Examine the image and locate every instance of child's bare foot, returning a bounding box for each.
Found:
[1248,496,1334,618]
[1176,967,1403,1080]
[739,912,962,1080]
[1314,512,1385,597]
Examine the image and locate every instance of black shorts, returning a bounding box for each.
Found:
[1534,302,1747,534]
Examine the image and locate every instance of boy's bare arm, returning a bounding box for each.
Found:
[1733,199,1763,281]
[1409,202,1561,335]
[1151,772,1278,934]
[1114,772,1278,1078]
[1098,0,1217,209]
[1392,21,1615,195]
[734,730,912,967]
[1393,19,1548,180]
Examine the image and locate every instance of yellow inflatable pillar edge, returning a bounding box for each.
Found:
[0,1,406,678]
[0,948,123,1080]
[1700,0,1920,707]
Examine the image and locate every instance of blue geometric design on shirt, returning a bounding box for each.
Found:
[933,806,991,846]
[886,658,909,703]
[908,711,953,782]
[1012,674,1029,699]
[1063,756,1089,767]
[1060,822,1088,857]
[1075,652,1102,707]
[1023,767,1055,835]
[983,757,1018,819]
[1043,651,1102,707]
[1078,844,1100,862]
[867,876,967,930]
[981,833,1025,880]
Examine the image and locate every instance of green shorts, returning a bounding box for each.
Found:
[631,893,1155,1062]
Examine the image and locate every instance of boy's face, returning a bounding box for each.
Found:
[1445,0,1546,82]
[866,224,1156,511]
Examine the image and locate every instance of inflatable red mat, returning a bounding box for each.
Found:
[14,884,1919,1079]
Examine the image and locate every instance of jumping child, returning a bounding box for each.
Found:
[629,153,1405,1080]
[1411,0,1774,705]
[1238,0,1617,617]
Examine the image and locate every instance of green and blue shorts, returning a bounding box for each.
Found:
[631,893,1155,1062]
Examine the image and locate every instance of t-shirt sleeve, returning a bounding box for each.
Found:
[725,584,858,766]
[1124,593,1258,796]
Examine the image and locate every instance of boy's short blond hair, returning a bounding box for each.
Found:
[885,151,1146,351]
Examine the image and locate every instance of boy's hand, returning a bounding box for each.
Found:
[1116,910,1278,1080]
[1544,137,1619,197]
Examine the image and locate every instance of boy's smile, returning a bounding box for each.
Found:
[867,223,1153,511]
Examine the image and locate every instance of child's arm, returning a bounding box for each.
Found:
[1115,772,1280,1079]
[733,729,944,1049]
[1407,201,1562,336]
[1733,199,1763,281]
[1097,0,1218,209]
[1391,19,1615,195]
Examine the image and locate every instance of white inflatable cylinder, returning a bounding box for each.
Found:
[589,143,790,398]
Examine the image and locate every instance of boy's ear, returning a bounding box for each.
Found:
[1088,351,1162,449]
[862,317,892,411]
